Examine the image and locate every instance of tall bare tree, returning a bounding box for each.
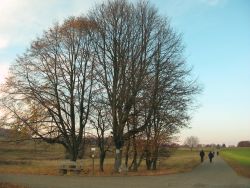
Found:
[89,0,200,172]
[141,24,200,170]
[0,17,95,161]
[89,0,161,171]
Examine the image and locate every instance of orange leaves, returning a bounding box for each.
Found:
[60,16,97,35]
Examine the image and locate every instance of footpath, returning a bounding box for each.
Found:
[0,156,250,188]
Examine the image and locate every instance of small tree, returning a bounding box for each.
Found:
[91,104,112,172]
[185,136,199,151]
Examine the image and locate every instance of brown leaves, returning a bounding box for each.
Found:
[60,16,97,35]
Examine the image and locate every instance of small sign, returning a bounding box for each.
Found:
[91,154,95,158]
[91,147,96,152]
[116,149,120,154]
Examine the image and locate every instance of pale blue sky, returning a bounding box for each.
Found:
[0,0,249,145]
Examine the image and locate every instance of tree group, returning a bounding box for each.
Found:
[0,0,200,172]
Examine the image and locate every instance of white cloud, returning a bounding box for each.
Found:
[0,37,9,49]
[0,0,104,80]
[0,0,103,47]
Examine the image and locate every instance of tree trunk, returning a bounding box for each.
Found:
[146,159,151,170]
[69,154,77,161]
[137,152,145,169]
[152,158,157,170]
[65,145,78,162]
[70,149,78,161]
[130,136,138,171]
[125,140,130,168]
[77,142,85,159]
[145,150,151,170]
[114,148,122,172]
[99,151,106,172]
[151,146,159,170]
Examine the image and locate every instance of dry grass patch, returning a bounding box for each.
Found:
[0,140,200,176]
[78,149,200,176]
[0,160,60,175]
[0,152,200,176]
[0,182,29,188]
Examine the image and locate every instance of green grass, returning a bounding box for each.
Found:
[221,147,250,178]
[221,148,250,165]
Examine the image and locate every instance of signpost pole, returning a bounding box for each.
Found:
[91,147,96,175]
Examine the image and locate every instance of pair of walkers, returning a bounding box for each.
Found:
[200,150,215,163]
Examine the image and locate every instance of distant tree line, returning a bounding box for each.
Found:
[0,0,200,172]
[237,141,250,147]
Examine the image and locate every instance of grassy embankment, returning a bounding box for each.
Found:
[0,140,200,176]
[221,147,250,178]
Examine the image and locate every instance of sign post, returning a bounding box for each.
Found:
[91,147,96,175]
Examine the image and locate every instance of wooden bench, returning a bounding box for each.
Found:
[59,164,83,175]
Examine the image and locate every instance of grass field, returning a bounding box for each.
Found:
[0,141,200,176]
[221,147,250,178]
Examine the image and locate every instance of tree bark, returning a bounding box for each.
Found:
[124,139,130,168]
[99,152,106,172]
[114,148,122,172]
[130,135,138,171]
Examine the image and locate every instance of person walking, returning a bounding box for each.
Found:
[200,150,205,162]
[208,151,214,163]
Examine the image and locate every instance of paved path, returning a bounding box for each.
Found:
[0,157,250,188]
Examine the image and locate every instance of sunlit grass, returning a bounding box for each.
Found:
[0,141,200,176]
[221,147,250,178]
[160,150,200,173]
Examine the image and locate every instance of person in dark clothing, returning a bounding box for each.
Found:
[217,151,219,156]
[208,151,214,163]
[200,150,205,162]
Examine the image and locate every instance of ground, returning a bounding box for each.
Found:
[0,156,249,188]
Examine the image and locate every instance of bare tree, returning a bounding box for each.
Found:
[141,27,200,169]
[185,136,199,151]
[89,0,200,172]
[89,0,165,172]
[90,100,112,172]
[0,17,96,161]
